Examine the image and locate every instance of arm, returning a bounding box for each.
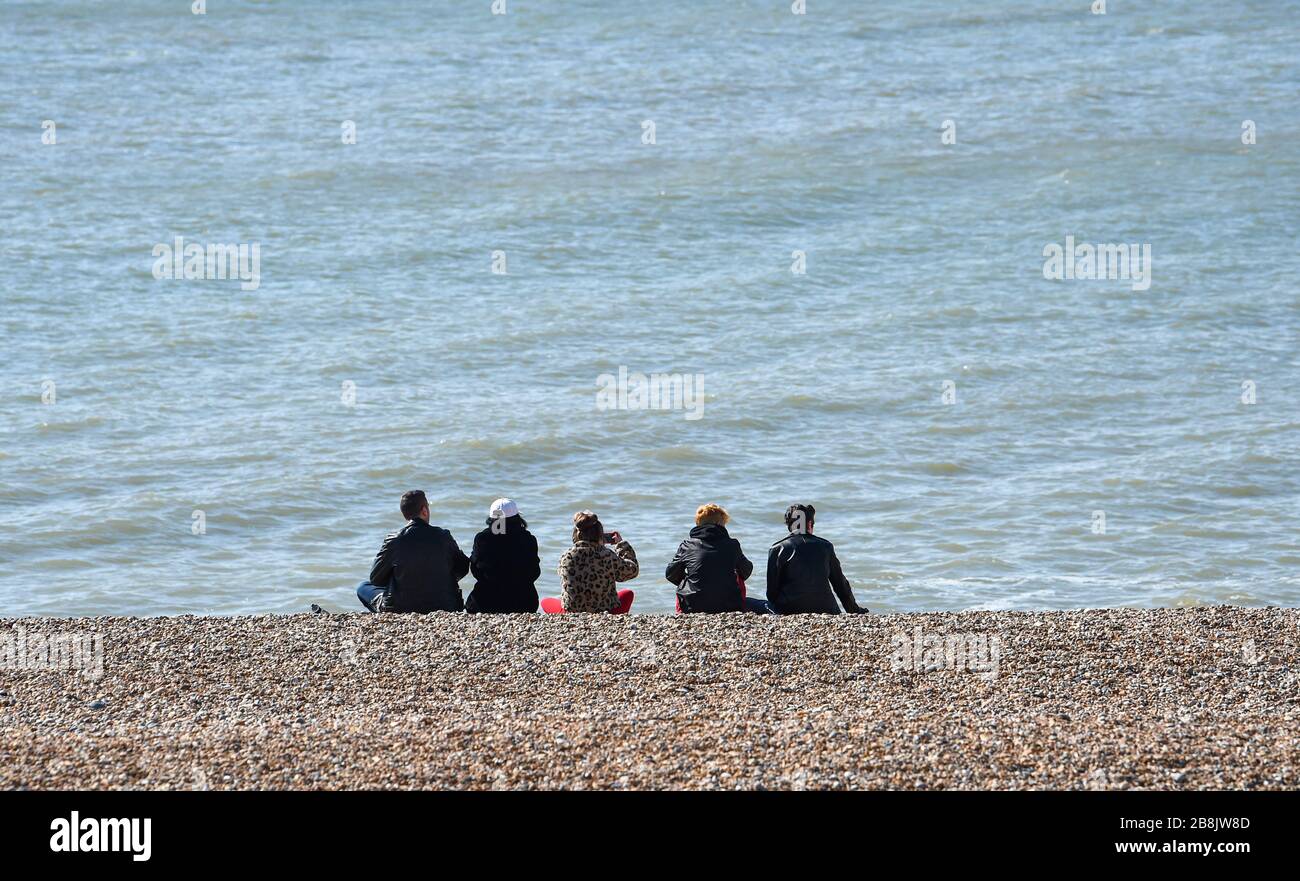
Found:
[765,544,782,605]
[557,548,575,601]
[449,535,470,583]
[664,542,688,586]
[829,548,866,613]
[369,533,396,587]
[528,534,541,584]
[469,532,485,581]
[733,539,754,582]
[611,540,639,582]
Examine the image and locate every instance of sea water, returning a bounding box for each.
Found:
[2,1,1297,615]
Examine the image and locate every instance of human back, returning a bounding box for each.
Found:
[765,504,867,616]
[666,503,754,613]
[557,511,639,613]
[360,490,470,613]
[467,498,541,613]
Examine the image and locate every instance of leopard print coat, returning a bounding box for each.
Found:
[557,539,639,612]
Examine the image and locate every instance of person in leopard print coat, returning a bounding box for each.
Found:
[557,510,639,612]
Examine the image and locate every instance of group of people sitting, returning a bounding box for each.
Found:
[356,490,869,616]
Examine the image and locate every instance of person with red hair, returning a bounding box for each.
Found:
[666,503,769,613]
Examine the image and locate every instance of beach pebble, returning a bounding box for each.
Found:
[1,607,1296,790]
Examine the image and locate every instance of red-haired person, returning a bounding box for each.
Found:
[665,504,768,613]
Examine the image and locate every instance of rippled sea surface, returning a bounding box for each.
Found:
[2,1,1298,615]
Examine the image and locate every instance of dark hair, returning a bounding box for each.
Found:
[400,490,428,520]
[572,510,603,543]
[784,503,815,533]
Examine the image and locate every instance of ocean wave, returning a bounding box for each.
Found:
[36,415,106,432]
[648,446,708,463]
[915,461,967,476]
[775,394,863,414]
[1212,485,1267,498]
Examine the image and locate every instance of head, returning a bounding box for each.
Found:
[400,490,430,523]
[695,503,729,527]
[487,498,524,532]
[784,503,815,535]
[572,510,604,544]
[489,498,519,520]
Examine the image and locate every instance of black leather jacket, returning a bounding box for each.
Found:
[369,519,470,613]
[665,523,754,613]
[765,532,864,614]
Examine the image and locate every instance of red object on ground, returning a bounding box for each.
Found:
[676,575,747,614]
[614,589,634,614]
[541,590,634,615]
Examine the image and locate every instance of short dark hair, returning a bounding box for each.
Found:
[400,490,428,520]
[784,503,815,533]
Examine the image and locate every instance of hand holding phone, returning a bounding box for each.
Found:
[604,531,621,544]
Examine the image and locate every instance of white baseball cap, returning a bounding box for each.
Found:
[489,498,519,519]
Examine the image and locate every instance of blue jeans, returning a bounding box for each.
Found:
[357,581,387,612]
[744,597,778,615]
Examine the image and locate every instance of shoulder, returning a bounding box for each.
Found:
[421,524,461,548]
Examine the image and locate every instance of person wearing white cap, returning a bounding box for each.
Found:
[465,498,541,613]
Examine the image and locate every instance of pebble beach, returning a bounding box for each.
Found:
[2,607,1297,790]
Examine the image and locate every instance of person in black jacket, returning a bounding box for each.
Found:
[356,490,470,613]
[466,498,541,613]
[665,504,770,613]
[766,504,869,615]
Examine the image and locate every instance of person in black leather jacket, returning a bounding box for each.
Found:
[357,490,469,613]
[766,504,869,615]
[466,498,541,613]
[665,503,767,613]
